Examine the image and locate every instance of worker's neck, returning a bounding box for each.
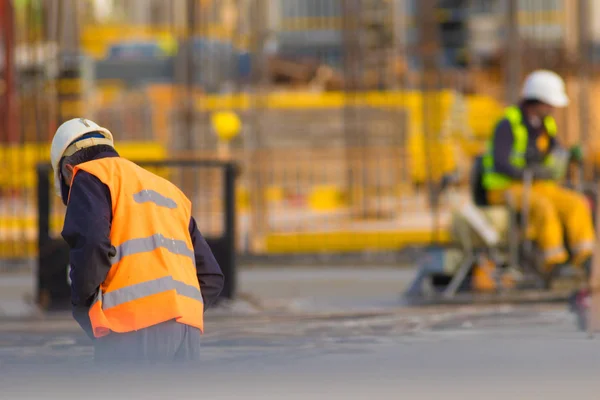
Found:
[522,105,543,129]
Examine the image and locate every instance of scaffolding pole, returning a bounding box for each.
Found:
[578,0,591,145]
[505,0,521,105]
[417,0,442,243]
[0,0,17,143]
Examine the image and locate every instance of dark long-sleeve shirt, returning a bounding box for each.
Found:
[491,106,559,179]
[61,150,224,338]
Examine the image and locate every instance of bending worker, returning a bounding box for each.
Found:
[482,69,595,278]
[50,117,224,363]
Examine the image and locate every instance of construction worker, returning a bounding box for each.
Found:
[50,118,224,363]
[482,70,595,281]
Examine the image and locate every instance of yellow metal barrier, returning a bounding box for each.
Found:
[466,95,504,139]
[81,24,249,59]
[265,230,451,253]
[0,143,50,191]
[194,90,497,186]
[194,90,449,111]
[408,135,457,185]
[91,88,503,189]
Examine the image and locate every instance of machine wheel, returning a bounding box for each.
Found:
[431,273,472,293]
[576,310,588,332]
[519,242,549,288]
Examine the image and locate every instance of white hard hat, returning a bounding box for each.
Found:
[521,69,569,107]
[50,117,114,197]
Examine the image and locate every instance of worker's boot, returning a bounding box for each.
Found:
[541,262,565,290]
[568,287,590,332]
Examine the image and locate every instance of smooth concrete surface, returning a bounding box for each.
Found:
[0,267,597,399]
[0,306,598,399]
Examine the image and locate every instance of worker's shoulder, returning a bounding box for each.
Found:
[124,159,190,199]
[72,167,106,188]
[114,157,165,182]
[492,118,514,138]
[113,157,155,176]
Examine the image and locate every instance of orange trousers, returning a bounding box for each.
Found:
[488,182,595,269]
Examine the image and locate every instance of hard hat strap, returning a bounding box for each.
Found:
[63,137,113,158]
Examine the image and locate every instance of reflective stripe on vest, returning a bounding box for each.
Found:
[111,233,195,266]
[482,106,557,190]
[92,276,203,309]
[70,157,204,338]
[133,189,177,209]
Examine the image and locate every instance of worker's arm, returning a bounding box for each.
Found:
[61,172,113,340]
[492,119,525,179]
[542,135,562,164]
[548,134,560,152]
[189,216,224,309]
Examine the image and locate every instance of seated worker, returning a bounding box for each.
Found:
[482,69,595,280]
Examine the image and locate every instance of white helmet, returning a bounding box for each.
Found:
[50,117,114,197]
[521,69,569,107]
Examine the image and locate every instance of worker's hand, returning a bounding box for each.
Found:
[569,144,584,164]
[531,165,556,181]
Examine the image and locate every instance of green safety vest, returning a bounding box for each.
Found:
[482,106,558,191]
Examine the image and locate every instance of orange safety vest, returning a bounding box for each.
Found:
[68,157,204,338]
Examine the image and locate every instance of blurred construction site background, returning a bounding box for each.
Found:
[1,0,600,261]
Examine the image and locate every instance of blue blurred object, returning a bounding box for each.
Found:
[237,51,252,79]
[275,30,343,69]
[191,37,252,88]
[107,41,163,60]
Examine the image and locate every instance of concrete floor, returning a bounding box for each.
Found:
[0,267,597,399]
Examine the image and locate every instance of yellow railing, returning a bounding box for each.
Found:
[81,24,250,59]
[90,87,504,184]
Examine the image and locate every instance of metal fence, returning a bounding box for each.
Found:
[36,160,237,308]
[2,0,600,261]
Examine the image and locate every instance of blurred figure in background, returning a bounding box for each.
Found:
[50,117,224,363]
